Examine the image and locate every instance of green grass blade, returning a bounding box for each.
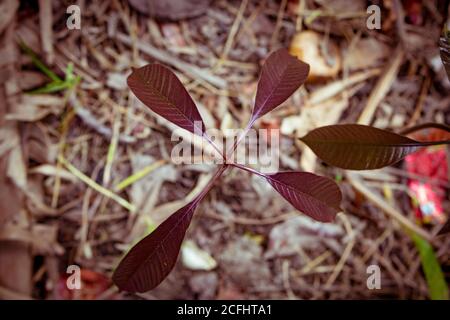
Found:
[28,81,71,94]
[411,232,449,300]
[19,41,62,82]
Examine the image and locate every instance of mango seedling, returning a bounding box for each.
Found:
[113,48,450,293]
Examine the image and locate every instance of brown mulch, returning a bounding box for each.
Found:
[0,0,449,300]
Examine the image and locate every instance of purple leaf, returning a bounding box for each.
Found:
[112,198,199,292]
[128,63,205,135]
[265,172,341,222]
[251,48,309,122]
[300,124,438,170]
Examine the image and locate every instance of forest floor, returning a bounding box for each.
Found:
[0,0,449,299]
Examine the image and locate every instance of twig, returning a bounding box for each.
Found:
[219,0,248,64]
[357,47,403,125]
[299,251,332,275]
[399,122,450,135]
[202,210,295,225]
[295,0,305,32]
[346,172,432,241]
[308,68,380,105]
[370,167,450,189]
[393,0,408,48]
[58,155,136,212]
[282,260,298,299]
[408,75,430,126]
[78,187,93,259]
[103,108,121,186]
[114,159,167,192]
[69,92,136,144]
[325,213,355,289]
[39,0,54,64]
[51,89,76,208]
[270,0,287,49]
[115,33,227,89]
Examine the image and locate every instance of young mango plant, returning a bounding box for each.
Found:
[113,48,450,293]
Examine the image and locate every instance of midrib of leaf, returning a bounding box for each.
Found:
[252,61,292,120]
[127,199,198,284]
[302,139,450,148]
[302,139,425,148]
[137,73,203,133]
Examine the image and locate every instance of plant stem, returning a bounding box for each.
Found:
[230,163,267,179]
[225,120,254,160]
[399,122,450,135]
[195,164,229,202]
[415,140,450,146]
[202,132,226,162]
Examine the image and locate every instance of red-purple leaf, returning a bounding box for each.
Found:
[265,172,342,222]
[300,124,439,170]
[112,199,199,292]
[252,48,309,122]
[128,63,205,135]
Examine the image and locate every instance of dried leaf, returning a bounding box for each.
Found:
[265,215,344,259]
[107,72,128,90]
[5,94,62,122]
[7,137,27,190]
[189,273,218,299]
[29,164,76,182]
[0,157,22,227]
[0,0,19,34]
[345,38,389,72]
[252,48,309,122]
[219,236,271,288]
[128,155,176,212]
[265,172,342,222]
[0,223,64,255]
[289,31,340,81]
[127,63,205,135]
[181,240,217,271]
